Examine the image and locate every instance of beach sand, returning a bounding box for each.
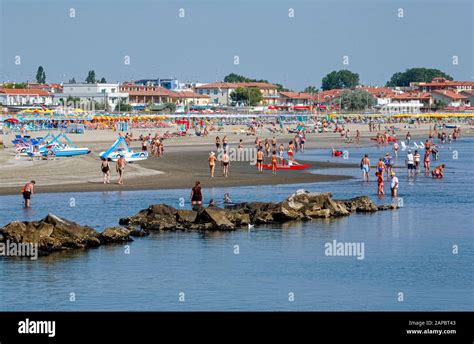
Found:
[0,122,471,195]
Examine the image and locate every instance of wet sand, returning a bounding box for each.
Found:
[0,122,471,195]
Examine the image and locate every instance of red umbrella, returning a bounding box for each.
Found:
[4,118,20,124]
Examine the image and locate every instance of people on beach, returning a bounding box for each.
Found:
[215,136,221,151]
[101,157,110,184]
[22,180,35,208]
[424,148,431,174]
[405,150,415,177]
[116,155,127,185]
[190,181,203,210]
[432,164,445,178]
[390,172,399,197]
[376,171,384,196]
[222,150,230,178]
[361,154,370,181]
[393,141,399,157]
[256,148,264,173]
[288,141,294,162]
[271,150,278,175]
[208,152,216,177]
[279,143,285,165]
[413,150,421,173]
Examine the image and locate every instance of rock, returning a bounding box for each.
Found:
[0,214,102,256]
[118,190,398,232]
[176,209,198,223]
[100,227,133,243]
[338,196,378,212]
[377,204,399,211]
[198,208,235,230]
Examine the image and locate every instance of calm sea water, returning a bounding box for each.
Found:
[0,138,473,311]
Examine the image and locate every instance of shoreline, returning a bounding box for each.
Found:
[1,123,471,196]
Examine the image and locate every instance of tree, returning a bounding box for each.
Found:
[223,73,289,91]
[386,68,453,87]
[85,70,96,83]
[36,66,46,84]
[321,70,359,90]
[99,77,107,83]
[2,83,27,89]
[304,86,318,93]
[333,89,375,111]
[115,100,132,112]
[230,87,262,106]
[69,77,77,84]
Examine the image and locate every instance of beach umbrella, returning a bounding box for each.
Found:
[5,118,20,124]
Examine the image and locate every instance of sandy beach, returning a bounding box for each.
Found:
[1,122,471,195]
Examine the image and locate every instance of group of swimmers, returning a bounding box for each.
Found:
[360,154,399,197]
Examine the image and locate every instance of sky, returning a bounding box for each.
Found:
[0,0,473,90]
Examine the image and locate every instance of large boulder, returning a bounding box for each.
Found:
[197,208,235,230]
[0,214,102,255]
[338,196,379,212]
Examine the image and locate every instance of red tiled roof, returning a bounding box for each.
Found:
[432,90,467,100]
[0,88,50,96]
[280,92,313,100]
[392,92,431,100]
[357,87,397,98]
[195,82,278,89]
[172,91,209,99]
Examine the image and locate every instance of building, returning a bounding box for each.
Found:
[120,83,210,106]
[194,82,279,105]
[0,88,54,106]
[380,92,432,113]
[357,87,398,106]
[412,77,474,93]
[279,92,314,105]
[58,83,129,110]
[134,78,180,90]
[431,90,467,107]
[460,90,474,106]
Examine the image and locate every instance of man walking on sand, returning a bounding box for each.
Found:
[22,180,35,208]
[116,155,127,185]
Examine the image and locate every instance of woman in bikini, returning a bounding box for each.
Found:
[208,152,216,177]
[271,150,278,175]
[288,141,294,162]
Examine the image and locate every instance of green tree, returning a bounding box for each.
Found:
[304,86,318,93]
[333,89,375,111]
[230,87,262,106]
[99,77,107,83]
[2,83,27,89]
[115,100,132,112]
[85,70,96,83]
[321,70,359,91]
[69,77,77,84]
[223,73,289,91]
[36,66,46,84]
[386,68,453,87]
[433,100,448,111]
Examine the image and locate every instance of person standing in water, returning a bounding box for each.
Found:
[361,154,371,181]
[208,152,216,178]
[256,148,264,173]
[393,141,399,157]
[279,143,285,165]
[22,180,35,208]
[390,171,399,197]
[406,150,415,177]
[101,157,110,184]
[190,181,203,210]
[222,150,230,178]
[376,171,384,196]
[116,155,127,185]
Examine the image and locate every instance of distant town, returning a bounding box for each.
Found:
[1,67,473,114]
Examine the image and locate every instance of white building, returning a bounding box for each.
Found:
[57,83,129,110]
[0,88,54,106]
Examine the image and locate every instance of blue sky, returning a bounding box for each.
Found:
[1,0,472,90]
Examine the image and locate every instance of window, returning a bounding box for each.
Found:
[213,89,218,95]
[206,90,210,95]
